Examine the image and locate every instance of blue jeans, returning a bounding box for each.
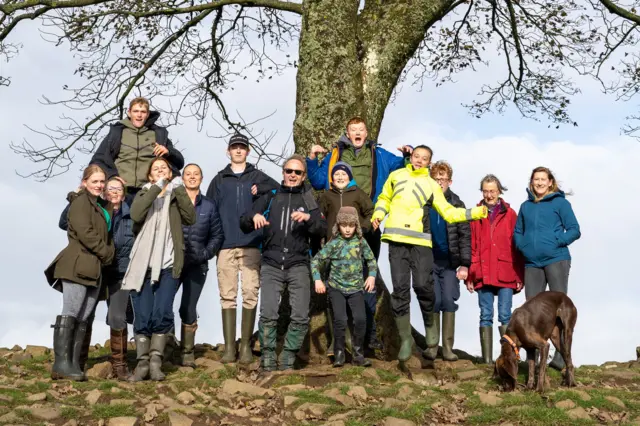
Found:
[433,259,460,313]
[477,286,513,327]
[179,263,208,325]
[130,268,179,336]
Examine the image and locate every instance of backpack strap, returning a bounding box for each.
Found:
[262,189,277,220]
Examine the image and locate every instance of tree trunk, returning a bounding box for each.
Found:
[287,0,457,364]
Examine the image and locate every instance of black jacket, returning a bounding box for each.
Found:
[59,194,134,279]
[205,163,279,250]
[90,111,184,181]
[444,189,472,268]
[183,193,224,270]
[239,183,327,270]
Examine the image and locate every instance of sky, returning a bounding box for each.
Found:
[1,13,639,367]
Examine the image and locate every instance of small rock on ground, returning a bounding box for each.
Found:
[108,417,140,426]
[555,399,576,410]
[605,396,625,407]
[87,361,112,379]
[456,369,484,380]
[567,407,591,420]
[25,345,49,356]
[85,389,102,405]
[284,396,299,407]
[346,386,367,400]
[572,390,591,401]
[478,393,502,406]
[176,391,195,405]
[383,417,416,426]
[26,392,47,402]
[221,379,274,398]
[168,411,193,426]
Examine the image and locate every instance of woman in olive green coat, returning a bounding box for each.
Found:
[122,157,196,382]
[45,165,115,381]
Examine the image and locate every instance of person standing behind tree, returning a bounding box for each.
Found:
[45,165,115,382]
[178,164,224,367]
[371,146,487,364]
[307,117,412,352]
[91,97,185,202]
[465,175,524,365]
[423,161,471,362]
[514,166,580,371]
[122,158,196,382]
[240,155,327,371]
[205,133,279,364]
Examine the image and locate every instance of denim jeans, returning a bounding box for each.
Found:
[477,286,513,327]
[179,263,208,325]
[433,259,460,313]
[130,268,179,336]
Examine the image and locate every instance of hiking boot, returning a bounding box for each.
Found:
[395,315,413,362]
[70,321,88,381]
[110,328,130,381]
[279,323,308,371]
[278,350,296,371]
[238,308,257,365]
[352,346,372,367]
[180,322,198,368]
[51,316,85,381]
[221,309,237,364]
[149,334,167,381]
[480,326,493,364]
[441,312,458,362]
[130,334,150,382]
[422,312,440,360]
[259,321,277,372]
[333,350,345,368]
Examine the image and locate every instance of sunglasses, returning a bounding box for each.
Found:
[284,168,304,176]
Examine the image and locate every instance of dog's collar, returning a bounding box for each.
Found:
[501,335,520,356]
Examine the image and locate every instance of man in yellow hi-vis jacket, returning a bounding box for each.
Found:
[372,146,487,362]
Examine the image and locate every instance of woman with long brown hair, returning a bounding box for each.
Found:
[514,166,580,370]
[46,165,115,381]
[122,157,196,382]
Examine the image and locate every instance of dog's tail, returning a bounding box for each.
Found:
[556,295,577,355]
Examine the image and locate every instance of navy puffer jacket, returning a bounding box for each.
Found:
[183,193,224,269]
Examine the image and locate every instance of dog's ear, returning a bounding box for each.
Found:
[493,357,503,379]
[506,358,518,388]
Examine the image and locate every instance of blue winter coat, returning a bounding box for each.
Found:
[306,136,407,203]
[182,193,224,269]
[513,190,581,268]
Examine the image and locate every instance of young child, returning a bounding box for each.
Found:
[371,145,487,363]
[319,162,380,355]
[311,206,377,368]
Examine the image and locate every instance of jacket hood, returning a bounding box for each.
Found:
[337,134,374,149]
[405,163,430,175]
[477,198,510,211]
[66,191,81,203]
[119,110,161,130]
[220,163,257,178]
[330,180,357,192]
[526,188,565,202]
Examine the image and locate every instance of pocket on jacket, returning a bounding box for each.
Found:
[75,251,101,280]
[497,259,517,283]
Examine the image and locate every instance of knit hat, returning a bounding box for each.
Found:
[332,161,353,181]
[332,206,363,239]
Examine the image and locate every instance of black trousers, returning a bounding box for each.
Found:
[388,241,435,326]
[328,288,366,352]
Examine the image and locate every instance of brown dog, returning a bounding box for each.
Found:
[495,291,577,393]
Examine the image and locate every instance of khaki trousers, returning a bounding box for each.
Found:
[216,248,261,309]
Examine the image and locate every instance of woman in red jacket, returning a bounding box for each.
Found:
[466,174,524,364]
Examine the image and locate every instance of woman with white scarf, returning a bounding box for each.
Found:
[122,157,196,381]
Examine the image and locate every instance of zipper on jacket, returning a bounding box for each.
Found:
[340,191,343,207]
[281,193,292,269]
[135,132,140,187]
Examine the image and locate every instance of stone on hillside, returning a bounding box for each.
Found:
[85,389,102,405]
[47,389,61,400]
[603,370,640,380]
[25,345,49,357]
[396,385,413,400]
[555,399,576,410]
[322,388,355,407]
[0,411,20,423]
[277,384,308,392]
[456,369,483,380]
[9,365,23,375]
[605,396,625,407]
[157,394,201,416]
[176,391,196,405]
[30,406,61,421]
[108,417,140,426]
[11,345,22,352]
[383,398,406,409]
[284,396,299,407]
[168,411,193,426]
[63,419,79,426]
[11,353,32,363]
[478,393,502,406]
[0,394,13,403]
[110,399,137,406]
[567,407,591,420]
[323,421,345,426]
[413,373,437,386]
[221,407,250,417]
[144,403,161,422]
[383,417,416,426]
[440,382,459,391]
[221,380,274,398]
[191,388,211,402]
[362,369,380,381]
[572,390,591,401]
[327,411,358,422]
[27,392,47,402]
[87,361,112,379]
[293,403,330,421]
[346,386,367,400]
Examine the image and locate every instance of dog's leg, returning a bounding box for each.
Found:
[536,342,550,393]
[549,325,565,385]
[563,326,576,387]
[525,348,536,390]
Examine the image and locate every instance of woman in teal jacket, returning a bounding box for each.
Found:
[513,166,580,370]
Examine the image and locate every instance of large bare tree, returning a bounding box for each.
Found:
[0,0,626,364]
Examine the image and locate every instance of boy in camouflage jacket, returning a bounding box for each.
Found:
[311,206,377,367]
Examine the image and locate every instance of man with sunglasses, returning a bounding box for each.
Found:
[205,133,278,364]
[240,154,327,371]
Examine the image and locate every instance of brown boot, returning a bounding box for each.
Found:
[110,328,130,381]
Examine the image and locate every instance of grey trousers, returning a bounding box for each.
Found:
[61,280,100,322]
[259,264,310,328]
[524,260,571,300]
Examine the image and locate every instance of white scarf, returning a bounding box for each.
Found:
[121,179,180,292]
